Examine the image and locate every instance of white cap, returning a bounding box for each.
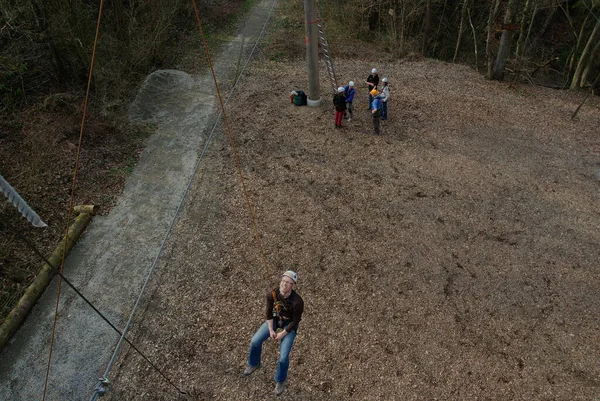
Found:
[337,86,344,93]
[371,68,377,73]
[349,81,355,87]
[382,77,388,82]
[282,270,298,283]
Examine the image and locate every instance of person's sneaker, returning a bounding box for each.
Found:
[242,364,259,376]
[274,382,285,396]
[348,117,352,122]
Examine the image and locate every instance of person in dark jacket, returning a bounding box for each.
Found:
[243,271,304,396]
[333,86,347,128]
[366,68,379,109]
[344,81,356,121]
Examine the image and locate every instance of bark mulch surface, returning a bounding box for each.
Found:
[108,59,600,400]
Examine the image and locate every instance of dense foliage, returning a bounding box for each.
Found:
[1,0,598,114]
[0,0,252,113]
[0,0,252,324]
[319,0,599,86]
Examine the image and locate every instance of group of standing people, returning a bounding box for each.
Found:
[333,67,390,135]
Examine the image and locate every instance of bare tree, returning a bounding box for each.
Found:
[570,15,600,89]
[422,0,431,55]
[565,9,593,76]
[398,0,406,52]
[514,0,532,61]
[492,0,524,80]
[29,0,68,89]
[580,36,600,84]
[468,7,478,69]
[453,0,473,62]
[526,0,559,55]
[486,0,501,79]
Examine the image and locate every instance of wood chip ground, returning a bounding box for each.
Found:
[106,59,600,400]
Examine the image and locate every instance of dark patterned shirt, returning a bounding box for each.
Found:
[265,288,304,333]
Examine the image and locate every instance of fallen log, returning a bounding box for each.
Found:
[73,204,98,215]
[0,206,95,351]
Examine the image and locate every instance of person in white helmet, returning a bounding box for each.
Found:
[380,77,390,120]
[343,81,356,121]
[243,270,304,396]
[366,68,380,110]
[333,86,347,128]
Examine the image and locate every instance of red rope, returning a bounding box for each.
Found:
[42,1,105,399]
[191,0,273,288]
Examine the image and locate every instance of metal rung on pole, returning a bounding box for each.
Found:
[315,7,337,93]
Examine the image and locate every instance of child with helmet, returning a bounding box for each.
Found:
[332,86,347,128]
[343,81,356,121]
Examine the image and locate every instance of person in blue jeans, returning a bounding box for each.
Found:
[371,89,383,135]
[366,68,379,109]
[344,81,356,121]
[243,270,304,396]
[380,77,390,120]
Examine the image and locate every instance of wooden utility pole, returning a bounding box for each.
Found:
[305,0,322,106]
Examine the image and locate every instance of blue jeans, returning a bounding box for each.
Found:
[368,94,373,109]
[247,321,297,383]
[382,101,388,120]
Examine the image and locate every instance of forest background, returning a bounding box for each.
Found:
[0,0,599,325]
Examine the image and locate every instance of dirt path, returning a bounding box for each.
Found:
[107,57,600,400]
[0,0,276,399]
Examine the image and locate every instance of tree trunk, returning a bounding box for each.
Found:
[399,0,406,53]
[567,12,591,75]
[515,0,531,61]
[580,31,600,86]
[453,0,472,63]
[29,0,68,89]
[431,0,448,57]
[0,211,94,352]
[491,0,523,81]
[391,0,398,50]
[523,2,537,54]
[526,4,557,55]
[571,17,600,89]
[468,8,478,70]
[422,0,431,56]
[377,0,382,38]
[486,0,501,79]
